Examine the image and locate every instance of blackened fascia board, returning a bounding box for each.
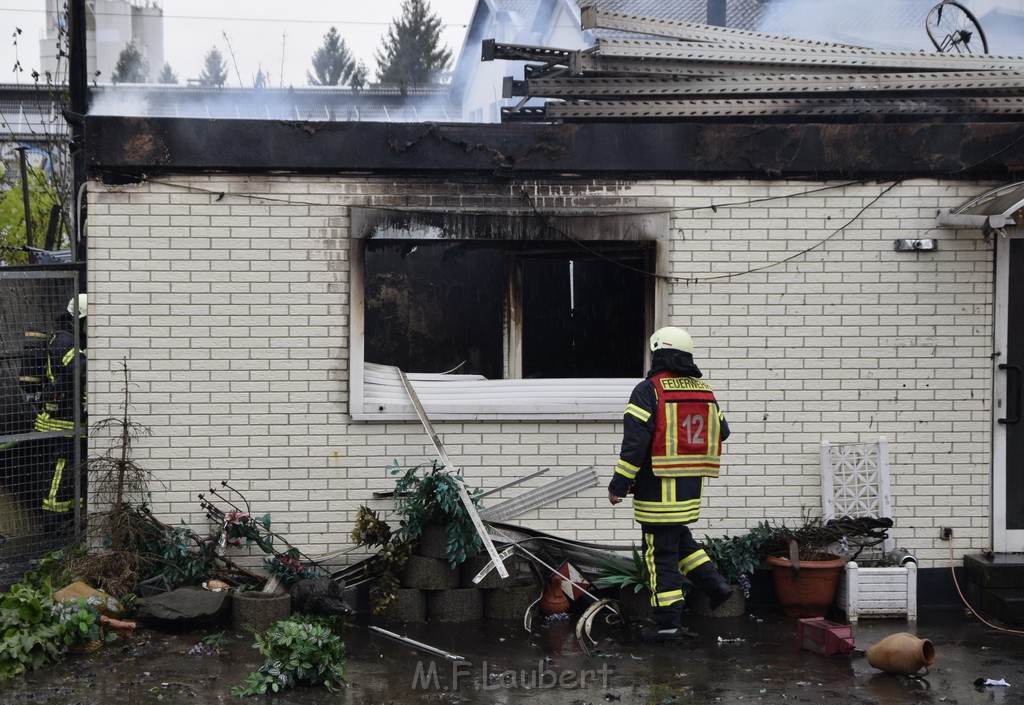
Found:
[84,116,1024,182]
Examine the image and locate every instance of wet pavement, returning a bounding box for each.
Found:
[2,605,1023,705]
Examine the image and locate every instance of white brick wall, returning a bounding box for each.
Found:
[87,175,996,569]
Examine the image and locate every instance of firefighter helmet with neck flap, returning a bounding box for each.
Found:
[649,326,694,354]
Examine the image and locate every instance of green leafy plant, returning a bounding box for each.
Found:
[703,532,768,599]
[350,506,412,615]
[368,538,412,615]
[594,545,650,594]
[51,597,116,648]
[230,615,345,697]
[0,576,64,680]
[390,459,483,568]
[351,505,391,548]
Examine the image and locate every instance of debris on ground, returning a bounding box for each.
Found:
[975,678,1011,687]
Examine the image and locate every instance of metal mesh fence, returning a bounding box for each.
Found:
[0,268,83,588]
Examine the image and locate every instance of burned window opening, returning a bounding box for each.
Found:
[364,239,654,380]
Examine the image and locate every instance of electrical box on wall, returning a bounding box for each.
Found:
[894,238,938,252]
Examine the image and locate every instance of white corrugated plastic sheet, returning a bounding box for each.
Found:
[360,362,638,420]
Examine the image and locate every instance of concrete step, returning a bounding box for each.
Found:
[963,553,1024,590]
[963,581,1024,625]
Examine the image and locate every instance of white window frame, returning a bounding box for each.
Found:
[349,207,668,421]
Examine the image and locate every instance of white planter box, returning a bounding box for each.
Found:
[834,561,917,623]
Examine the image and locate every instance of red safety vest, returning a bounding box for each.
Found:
[649,372,723,478]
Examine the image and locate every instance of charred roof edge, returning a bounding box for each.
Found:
[84,116,1024,181]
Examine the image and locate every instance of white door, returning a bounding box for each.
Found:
[994,227,1024,552]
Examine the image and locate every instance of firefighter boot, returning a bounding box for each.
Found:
[688,562,734,611]
[642,604,697,644]
[640,624,698,644]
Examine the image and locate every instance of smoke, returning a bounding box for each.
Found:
[85,0,1024,124]
[87,84,460,122]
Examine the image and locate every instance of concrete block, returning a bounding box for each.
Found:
[483,582,541,621]
[378,587,426,624]
[426,588,483,623]
[415,524,448,561]
[402,555,460,590]
[231,591,292,633]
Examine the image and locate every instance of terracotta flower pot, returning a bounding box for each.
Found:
[866,632,936,676]
[99,615,137,640]
[767,554,846,618]
[539,575,570,616]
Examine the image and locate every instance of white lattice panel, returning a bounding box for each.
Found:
[821,437,893,552]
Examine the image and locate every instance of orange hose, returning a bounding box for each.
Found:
[948,538,1024,636]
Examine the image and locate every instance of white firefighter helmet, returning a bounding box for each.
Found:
[67,293,87,319]
[649,326,694,353]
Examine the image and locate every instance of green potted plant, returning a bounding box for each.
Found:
[389,459,483,568]
[692,530,769,616]
[594,546,651,621]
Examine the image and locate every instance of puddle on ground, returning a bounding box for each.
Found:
[1,609,1021,705]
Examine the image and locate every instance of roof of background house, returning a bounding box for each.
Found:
[570,0,767,29]
[975,7,1024,55]
[480,0,1007,52]
[485,0,769,35]
[756,0,973,51]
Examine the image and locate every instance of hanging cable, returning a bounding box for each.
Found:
[520,180,902,284]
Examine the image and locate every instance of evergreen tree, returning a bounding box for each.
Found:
[374,0,452,91]
[156,62,178,84]
[307,27,357,86]
[110,41,149,83]
[199,46,229,87]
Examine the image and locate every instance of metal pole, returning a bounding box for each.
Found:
[398,369,509,579]
[72,272,82,537]
[69,0,88,264]
[368,626,467,663]
[16,147,34,249]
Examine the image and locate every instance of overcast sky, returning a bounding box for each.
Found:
[1,0,478,86]
[2,0,1023,87]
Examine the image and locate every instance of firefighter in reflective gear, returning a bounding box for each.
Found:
[36,294,87,533]
[608,326,732,643]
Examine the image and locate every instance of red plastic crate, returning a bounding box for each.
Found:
[797,618,855,656]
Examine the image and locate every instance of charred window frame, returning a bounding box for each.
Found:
[350,208,668,420]
[508,244,652,379]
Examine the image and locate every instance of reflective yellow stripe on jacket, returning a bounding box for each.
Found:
[41,457,82,513]
[633,496,702,524]
[34,410,75,433]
